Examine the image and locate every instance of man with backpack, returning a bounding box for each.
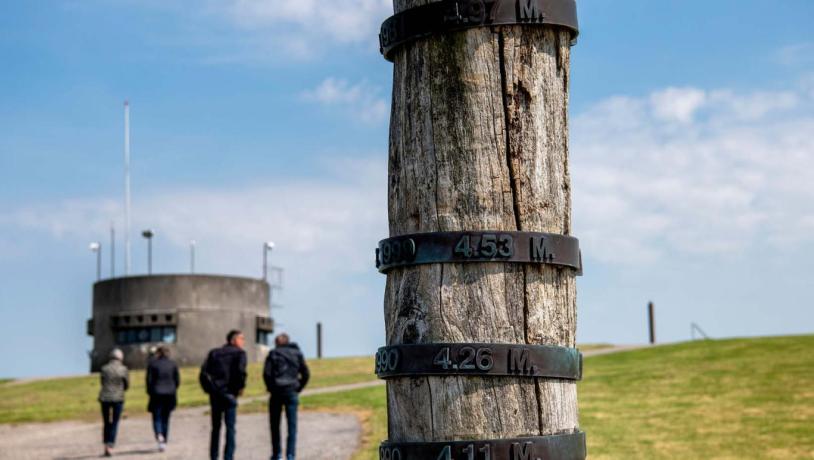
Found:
[263,333,310,460]
[200,330,247,460]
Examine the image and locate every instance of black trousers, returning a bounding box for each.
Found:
[100,401,123,446]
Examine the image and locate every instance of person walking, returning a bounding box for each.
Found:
[264,333,310,460]
[146,345,180,452]
[99,348,129,457]
[200,330,247,460]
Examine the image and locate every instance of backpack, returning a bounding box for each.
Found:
[199,358,215,394]
[268,348,300,390]
[199,349,228,395]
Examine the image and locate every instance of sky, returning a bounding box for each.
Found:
[0,0,812,378]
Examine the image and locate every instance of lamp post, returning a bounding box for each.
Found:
[142,229,154,275]
[89,242,101,281]
[190,240,196,274]
[109,222,115,278]
[262,241,275,281]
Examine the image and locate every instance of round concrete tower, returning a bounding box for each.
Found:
[88,275,274,371]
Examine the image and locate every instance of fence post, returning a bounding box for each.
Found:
[649,301,656,344]
[316,322,323,359]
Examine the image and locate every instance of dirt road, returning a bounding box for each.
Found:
[0,407,360,460]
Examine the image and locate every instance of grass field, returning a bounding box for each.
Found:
[0,356,374,424]
[0,344,608,424]
[3,337,812,459]
[298,335,814,460]
[581,335,814,459]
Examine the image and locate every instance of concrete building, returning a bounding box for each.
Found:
[87,274,274,371]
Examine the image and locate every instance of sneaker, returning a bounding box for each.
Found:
[158,442,166,452]
[104,445,113,457]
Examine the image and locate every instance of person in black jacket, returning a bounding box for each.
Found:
[263,333,310,460]
[146,346,179,452]
[200,330,247,460]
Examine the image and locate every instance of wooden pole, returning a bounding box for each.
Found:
[648,302,655,344]
[384,0,579,446]
[317,322,323,359]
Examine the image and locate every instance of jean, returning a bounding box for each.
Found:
[269,391,299,460]
[210,395,238,460]
[150,395,175,441]
[100,401,123,447]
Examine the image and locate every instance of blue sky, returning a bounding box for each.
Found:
[1,0,812,378]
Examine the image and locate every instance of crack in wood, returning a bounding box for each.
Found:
[498,31,523,233]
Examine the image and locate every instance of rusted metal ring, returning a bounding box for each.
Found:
[375,343,582,380]
[379,431,587,460]
[375,231,582,275]
[380,0,580,61]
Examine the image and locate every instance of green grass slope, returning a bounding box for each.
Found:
[299,336,814,460]
[2,337,811,459]
[581,335,814,459]
[0,356,374,424]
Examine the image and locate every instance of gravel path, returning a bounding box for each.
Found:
[582,344,648,357]
[0,407,360,460]
[298,381,383,397]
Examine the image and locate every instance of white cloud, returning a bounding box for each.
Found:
[645,87,798,125]
[225,0,390,41]
[573,82,814,264]
[213,0,392,57]
[707,90,798,121]
[650,87,707,123]
[1,158,387,274]
[776,42,814,67]
[302,78,389,124]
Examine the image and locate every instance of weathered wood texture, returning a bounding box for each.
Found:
[384,0,578,444]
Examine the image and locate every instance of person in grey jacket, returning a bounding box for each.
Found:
[146,346,179,452]
[99,348,129,457]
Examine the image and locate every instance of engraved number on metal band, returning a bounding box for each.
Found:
[445,443,492,460]
[375,348,400,374]
[380,446,402,460]
[375,231,581,274]
[454,234,513,258]
[376,343,582,380]
[378,238,417,267]
[433,346,493,371]
[379,0,580,61]
[379,432,587,460]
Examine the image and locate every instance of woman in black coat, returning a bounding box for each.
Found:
[146,346,180,452]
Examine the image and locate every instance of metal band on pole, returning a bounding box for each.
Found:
[379,431,587,460]
[380,0,580,61]
[376,231,582,274]
[375,343,582,380]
